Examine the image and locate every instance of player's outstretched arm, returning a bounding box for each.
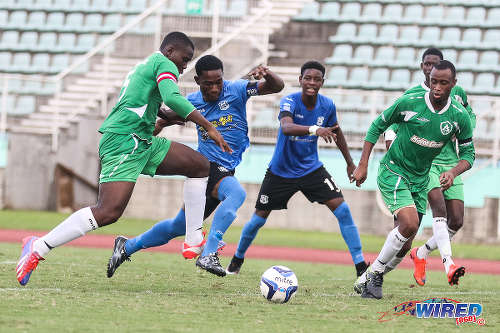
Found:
[186,110,233,153]
[352,141,374,187]
[280,116,337,143]
[332,123,356,181]
[247,65,284,95]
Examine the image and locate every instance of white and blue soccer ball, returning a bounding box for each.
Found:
[260,265,298,303]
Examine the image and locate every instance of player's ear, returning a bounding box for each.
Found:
[163,45,175,57]
[194,75,200,85]
[298,75,303,86]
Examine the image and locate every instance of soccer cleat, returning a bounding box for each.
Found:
[447,264,465,286]
[16,236,44,286]
[226,256,244,275]
[353,271,367,294]
[182,231,207,259]
[107,236,130,278]
[196,252,226,277]
[410,247,427,286]
[361,268,384,299]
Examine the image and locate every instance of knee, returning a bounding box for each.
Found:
[188,156,210,178]
[448,215,463,231]
[93,205,123,226]
[232,186,246,207]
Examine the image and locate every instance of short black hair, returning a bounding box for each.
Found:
[433,60,456,78]
[195,55,223,76]
[160,31,194,51]
[301,61,325,77]
[422,48,443,61]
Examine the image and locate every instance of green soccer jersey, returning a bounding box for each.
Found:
[99,51,195,140]
[388,83,476,166]
[366,91,475,192]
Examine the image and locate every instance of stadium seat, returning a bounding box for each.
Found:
[46,12,65,30]
[129,0,148,13]
[104,14,122,31]
[404,4,423,22]
[26,11,46,30]
[443,6,465,26]
[388,69,410,90]
[367,68,389,89]
[318,2,339,21]
[466,7,486,26]
[441,27,461,47]
[478,51,499,71]
[382,4,403,23]
[423,5,444,25]
[52,0,70,10]
[352,45,374,65]
[482,29,500,49]
[486,8,500,28]
[66,13,84,31]
[326,44,352,65]
[348,67,369,89]
[12,52,31,72]
[378,25,398,44]
[56,33,76,52]
[399,26,420,45]
[360,3,382,22]
[6,78,22,93]
[395,47,416,67]
[0,10,7,26]
[7,10,27,28]
[19,32,38,50]
[411,70,422,85]
[75,34,96,52]
[296,1,319,20]
[72,0,90,11]
[0,52,12,70]
[38,32,57,51]
[13,95,36,115]
[85,14,103,32]
[51,53,69,72]
[330,23,356,43]
[326,66,348,87]
[31,53,50,72]
[110,0,128,12]
[471,73,496,95]
[461,28,482,49]
[373,46,395,66]
[442,49,457,63]
[458,50,478,69]
[457,71,474,91]
[341,2,361,21]
[357,24,378,43]
[420,26,440,44]
[1,31,19,50]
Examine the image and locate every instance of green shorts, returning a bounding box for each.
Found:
[377,164,428,215]
[98,132,171,183]
[426,164,464,201]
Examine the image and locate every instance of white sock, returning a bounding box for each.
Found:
[418,226,457,259]
[371,227,408,273]
[432,217,455,273]
[183,177,208,245]
[383,255,404,275]
[33,207,98,257]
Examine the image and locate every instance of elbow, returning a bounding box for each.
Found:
[275,79,285,93]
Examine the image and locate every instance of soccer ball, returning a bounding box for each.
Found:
[260,265,298,303]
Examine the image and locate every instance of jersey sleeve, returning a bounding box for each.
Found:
[455,111,475,168]
[278,96,296,119]
[365,96,405,143]
[230,79,255,104]
[154,56,195,119]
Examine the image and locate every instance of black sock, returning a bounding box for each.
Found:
[355,261,368,276]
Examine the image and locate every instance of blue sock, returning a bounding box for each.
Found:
[202,177,246,256]
[125,209,186,256]
[333,202,365,264]
[235,213,266,259]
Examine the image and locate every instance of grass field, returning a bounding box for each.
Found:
[1,210,499,332]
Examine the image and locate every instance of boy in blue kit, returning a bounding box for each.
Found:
[227,61,368,277]
[106,55,284,277]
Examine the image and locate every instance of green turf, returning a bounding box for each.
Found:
[1,210,500,261]
[1,243,498,332]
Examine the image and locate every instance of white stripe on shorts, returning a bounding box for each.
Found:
[108,135,139,178]
[393,176,402,206]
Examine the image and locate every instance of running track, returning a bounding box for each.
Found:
[2,229,499,275]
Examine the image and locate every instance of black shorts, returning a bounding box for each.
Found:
[203,162,235,219]
[255,166,343,211]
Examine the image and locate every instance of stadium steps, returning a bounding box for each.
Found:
[11,56,141,134]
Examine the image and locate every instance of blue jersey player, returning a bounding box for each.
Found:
[106,55,284,277]
[226,61,368,277]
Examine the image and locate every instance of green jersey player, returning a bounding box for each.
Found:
[385,49,476,287]
[16,32,231,286]
[352,60,475,299]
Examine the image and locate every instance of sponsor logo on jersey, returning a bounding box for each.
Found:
[410,135,444,148]
[417,117,430,122]
[199,108,205,113]
[260,194,269,204]
[401,111,418,122]
[317,116,324,126]
[219,100,229,110]
[247,86,258,96]
[295,114,304,119]
[440,121,453,135]
[218,166,229,172]
[282,103,291,112]
[285,97,293,101]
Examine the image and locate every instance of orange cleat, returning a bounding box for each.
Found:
[447,264,465,286]
[410,247,427,286]
[182,232,207,259]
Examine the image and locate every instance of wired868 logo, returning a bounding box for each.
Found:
[378,298,485,326]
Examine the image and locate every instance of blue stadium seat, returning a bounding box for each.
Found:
[457,72,474,91]
[227,0,247,17]
[0,52,11,70]
[72,0,91,11]
[6,78,22,93]
[14,95,35,115]
[411,70,422,85]
[51,53,69,72]
[0,10,7,25]
[420,26,440,44]
[52,0,70,10]
[85,14,103,31]
[373,46,395,66]
[104,14,122,31]
[383,4,403,23]
[110,0,128,12]
[442,49,457,63]
[38,32,56,51]
[318,2,339,21]
[441,27,461,47]
[23,78,42,94]
[129,0,148,13]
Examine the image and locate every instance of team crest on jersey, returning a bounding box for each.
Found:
[440,121,453,136]
[283,103,291,111]
[218,166,229,172]
[260,194,269,204]
[317,116,324,126]
[199,108,206,113]
[219,100,229,110]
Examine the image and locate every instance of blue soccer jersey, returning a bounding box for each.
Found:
[269,92,337,178]
[188,79,257,170]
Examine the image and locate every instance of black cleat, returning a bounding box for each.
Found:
[361,269,384,299]
[107,236,130,278]
[226,256,244,275]
[196,253,226,277]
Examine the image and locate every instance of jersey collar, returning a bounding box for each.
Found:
[424,91,451,114]
[421,82,430,91]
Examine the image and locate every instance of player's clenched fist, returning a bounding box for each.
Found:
[352,162,368,187]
